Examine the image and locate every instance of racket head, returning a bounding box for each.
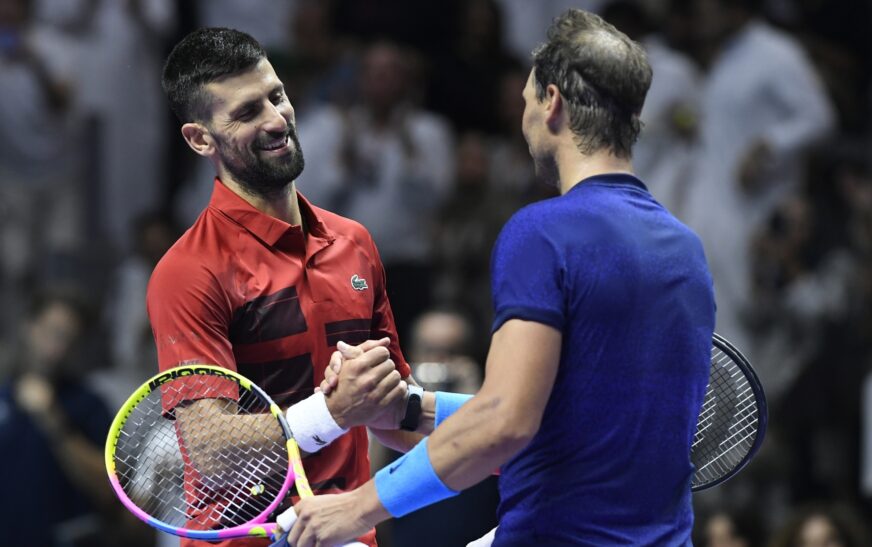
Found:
[691,333,768,491]
[105,365,297,540]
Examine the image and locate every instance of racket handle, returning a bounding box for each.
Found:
[276,508,297,532]
[272,510,366,547]
[269,531,366,547]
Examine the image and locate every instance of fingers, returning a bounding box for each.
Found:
[368,369,404,405]
[337,337,390,360]
[356,337,391,351]
[288,499,315,547]
[351,345,391,369]
[323,338,389,395]
[320,351,343,395]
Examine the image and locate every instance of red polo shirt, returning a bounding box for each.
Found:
[147,179,409,547]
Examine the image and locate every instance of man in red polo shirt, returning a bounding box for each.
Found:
[148,28,419,547]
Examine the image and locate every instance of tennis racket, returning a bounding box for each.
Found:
[105,364,361,544]
[466,333,768,547]
[691,332,768,490]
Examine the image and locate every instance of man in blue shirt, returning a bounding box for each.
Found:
[285,9,716,546]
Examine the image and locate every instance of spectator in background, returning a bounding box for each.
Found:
[496,0,604,62]
[195,0,295,52]
[489,65,557,207]
[681,0,834,357]
[768,503,872,547]
[425,0,520,134]
[0,0,86,336]
[432,132,517,328]
[747,193,855,402]
[91,212,180,410]
[694,509,766,547]
[330,0,454,58]
[0,288,151,547]
[763,142,872,507]
[75,0,175,252]
[298,40,454,341]
[379,307,492,547]
[407,308,483,395]
[602,0,701,216]
[269,0,357,114]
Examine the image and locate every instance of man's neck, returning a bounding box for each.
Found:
[220,176,303,227]
[555,146,635,195]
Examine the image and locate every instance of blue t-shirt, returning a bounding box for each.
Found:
[491,174,715,546]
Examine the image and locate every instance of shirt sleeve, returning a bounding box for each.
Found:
[491,208,567,333]
[365,235,412,378]
[146,253,236,372]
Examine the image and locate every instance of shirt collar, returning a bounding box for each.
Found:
[572,172,649,192]
[207,178,335,247]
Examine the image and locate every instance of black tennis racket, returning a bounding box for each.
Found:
[691,333,768,490]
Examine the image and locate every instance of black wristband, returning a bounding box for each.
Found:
[400,385,424,431]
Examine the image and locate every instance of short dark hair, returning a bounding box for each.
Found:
[532,9,652,158]
[162,27,267,123]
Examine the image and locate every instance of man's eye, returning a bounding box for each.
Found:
[271,93,285,105]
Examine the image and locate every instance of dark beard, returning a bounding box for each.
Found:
[532,154,560,188]
[218,127,305,199]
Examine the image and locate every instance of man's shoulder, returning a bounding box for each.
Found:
[502,193,592,235]
[148,211,229,295]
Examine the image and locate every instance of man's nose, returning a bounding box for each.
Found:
[263,102,290,133]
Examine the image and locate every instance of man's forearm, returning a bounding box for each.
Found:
[370,388,534,520]
[423,391,531,491]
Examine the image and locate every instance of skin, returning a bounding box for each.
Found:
[797,515,844,547]
[177,57,410,439]
[284,68,637,546]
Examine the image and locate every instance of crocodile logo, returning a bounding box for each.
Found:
[350,274,369,291]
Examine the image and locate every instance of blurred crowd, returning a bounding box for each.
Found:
[1,0,871,545]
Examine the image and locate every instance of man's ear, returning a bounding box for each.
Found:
[180,122,215,158]
[544,83,563,133]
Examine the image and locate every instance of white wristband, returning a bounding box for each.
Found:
[285,391,348,453]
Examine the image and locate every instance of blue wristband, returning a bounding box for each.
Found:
[435,392,473,428]
[374,438,458,517]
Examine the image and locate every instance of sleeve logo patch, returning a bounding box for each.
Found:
[350,274,369,291]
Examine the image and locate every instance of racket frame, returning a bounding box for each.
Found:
[105,364,308,540]
[690,333,768,491]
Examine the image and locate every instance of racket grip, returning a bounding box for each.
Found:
[276,508,297,532]
[268,531,289,547]
[273,510,365,547]
[268,529,366,547]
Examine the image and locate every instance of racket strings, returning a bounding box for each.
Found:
[113,375,290,530]
[690,346,761,488]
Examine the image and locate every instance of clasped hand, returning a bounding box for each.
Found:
[322,338,408,430]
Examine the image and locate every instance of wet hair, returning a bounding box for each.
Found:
[532,9,652,158]
[162,27,267,123]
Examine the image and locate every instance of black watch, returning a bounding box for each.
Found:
[400,385,424,431]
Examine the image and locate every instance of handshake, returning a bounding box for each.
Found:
[319,337,412,431]
[284,337,420,455]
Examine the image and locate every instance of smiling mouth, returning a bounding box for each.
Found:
[259,135,290,151]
